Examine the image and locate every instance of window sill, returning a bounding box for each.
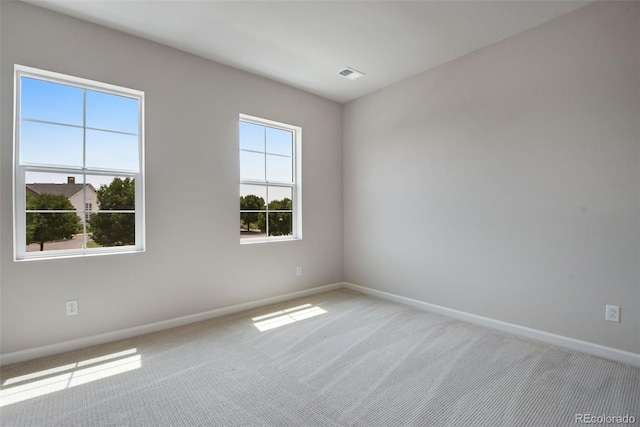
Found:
[240,236,301,245]
[15,247,145,262]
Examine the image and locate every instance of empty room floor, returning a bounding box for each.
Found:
[1,289,638,426]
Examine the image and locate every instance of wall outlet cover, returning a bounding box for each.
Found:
[605,304,619,323]
[66,300,78,316]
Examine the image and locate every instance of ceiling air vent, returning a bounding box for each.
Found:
[337,67,365,81]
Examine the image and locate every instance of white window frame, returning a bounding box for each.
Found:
[239,114,302,243]
[13,65,145,260]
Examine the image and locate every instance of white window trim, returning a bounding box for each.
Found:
[239,113,302,244]
[13,65,145,261]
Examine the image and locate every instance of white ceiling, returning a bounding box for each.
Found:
[24,0,594,103]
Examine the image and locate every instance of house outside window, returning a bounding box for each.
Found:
[25,177,97,222]
[239,114,301,242]
[14,65,144,259]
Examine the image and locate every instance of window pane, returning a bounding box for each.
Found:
[86,175,135,248]
[240,184,266,235]
[86,130,139,171]
[26,212,82,253]
[88,213,135,248]
[240,184,266,209]
[87,175,136,210]
[240,210,266,235]
[20,121,83,167]
[25,171,84,212]
[240,151,265,181]
[267,186,292,207]
[240,212,266,239]
[266,155,292,183]
[239,121,265,152]
[240,184,267,199]
[266,127,292,156]
[86,90,139,134]
[267,212,292,237]
[20,77,83,126]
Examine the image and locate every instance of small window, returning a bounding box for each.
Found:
[239,114,301,242]
[14,65,144,260]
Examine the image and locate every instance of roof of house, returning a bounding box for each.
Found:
[26,183,96,198]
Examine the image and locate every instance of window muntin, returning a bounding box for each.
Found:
[14,65,144,260]
[239,115,301,242]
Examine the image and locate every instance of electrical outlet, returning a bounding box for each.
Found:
[66,300,78,316]
[296,266,302,277]
[605,304,619,323]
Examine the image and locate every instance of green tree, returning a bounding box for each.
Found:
[89,178,136,246]
[266,198,292,236]
[26,193,80,251]
[240,194,265,231]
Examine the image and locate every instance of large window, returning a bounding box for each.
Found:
[239,114,301,242]
[14,65,144,260]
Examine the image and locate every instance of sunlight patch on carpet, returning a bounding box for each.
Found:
[0,349,141,407]
[253,304,327,331]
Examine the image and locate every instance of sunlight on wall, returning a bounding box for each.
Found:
[0,348,141,407]
[252,303,327,331]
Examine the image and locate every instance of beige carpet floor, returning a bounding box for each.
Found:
[1,289,638,426]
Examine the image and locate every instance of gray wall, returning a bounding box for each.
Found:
[344,1,640,354]
[2,0,638,359]
[0,1,343,354]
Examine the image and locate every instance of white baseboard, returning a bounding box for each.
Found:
[343,282,640,368]
[0,282,343,366]
[3,281,638,368]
